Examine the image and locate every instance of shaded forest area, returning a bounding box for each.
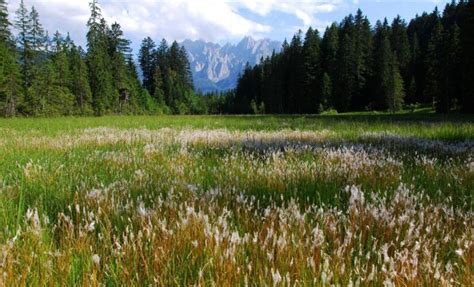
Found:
[225,0,474,114]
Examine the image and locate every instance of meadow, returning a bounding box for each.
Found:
[0,114,473,286]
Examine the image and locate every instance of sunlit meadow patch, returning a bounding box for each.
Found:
[0,120,473,286]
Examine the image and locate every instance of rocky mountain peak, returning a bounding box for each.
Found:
[181,37,281,93]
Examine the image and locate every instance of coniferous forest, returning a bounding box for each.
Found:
[1,0,474,117]
[231,1,474,114]
[0,0,205,117]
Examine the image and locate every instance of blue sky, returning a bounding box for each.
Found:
[7,0,451,51]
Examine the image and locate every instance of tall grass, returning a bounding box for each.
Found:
[0,115,473,285]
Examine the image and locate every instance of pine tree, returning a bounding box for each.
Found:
[153,65,165,106]
[425,19,443,106]
[286,31,304,113]
[108,22,131,113]
[386,54,405,112]
[407,32,420,103]
[321,23,339,108]
[302,27,321,113]
[15,0,32,105]
[69,46,92,114]
[0,0,11,42]
[437,24,461,113]
[372,19,394,110]
[29,60,74,116]
[178,46,193,90]
[86,0,114,115]
[334,16,356,112]
[0,41,21,117]
[391,16,411,85]
[29,6,46,54]
[139,37,156,94]
[352,9,372,109]
[0,0,21,117]
[51,31,71,89]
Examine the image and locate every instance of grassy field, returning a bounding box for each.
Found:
[0,114,473,286]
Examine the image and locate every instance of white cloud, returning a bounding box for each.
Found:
[238,0,342,25]
[7,0,343,48]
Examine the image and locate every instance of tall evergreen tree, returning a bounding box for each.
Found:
[139,37,156,94]
[352,9,372,109]
[29,6,46,54]
[334,16,356,112]
[391,16,411,85]
[0,0,11,42]
[14,0,32,106]
[301,27,322,113]
[29,59,74,116]
[0,42,21,117]
[86,0,114,115]
[286,31,304,113]
[0,0,21,117]
[437,23,461,113]
[69,45,92,114]
[372,19,394,110]
[108,22,131,112]
[320,23,339,108]
[425,18,444,106]
[386,54,405,112]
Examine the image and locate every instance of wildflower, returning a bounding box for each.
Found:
[383,278,394,287]
[271,268,282,285]
[92,254,100,266]
[86,221,96,232]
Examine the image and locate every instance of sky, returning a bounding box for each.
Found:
[7,0,451,52]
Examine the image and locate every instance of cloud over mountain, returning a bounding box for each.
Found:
[7,0,342,47]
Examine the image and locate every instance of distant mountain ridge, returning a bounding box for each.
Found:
[181,37,282,93]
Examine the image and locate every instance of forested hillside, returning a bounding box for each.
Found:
[0,0,204,117]
[232,1,474,114]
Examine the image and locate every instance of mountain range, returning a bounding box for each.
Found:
[181,37,282,93]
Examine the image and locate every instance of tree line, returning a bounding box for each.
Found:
[2,0,473,117]
[0,0,205,117]
[230,0,474,114]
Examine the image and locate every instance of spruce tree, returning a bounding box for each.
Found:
[302,27,321,113]
[334,16,356,112]
[437,24,461,113]
[0,0,21,117]
[387,54,405,112]
[153,65,165,106]
[108,22,131,113]
[51,31,71,89]
[15,0,32,106]
[0,0,11,42]
[139,37,156,94]
[29,60,74,116]
[352,9,372,109]
[69,46,92,114]
[391,16,411,85]
[372,19,393,110]
[286,31,304,113]
[425,19,443,107]
[29,6,46,54]
[86,0,114,115]
[0,41,21,117]
[321,23,339,108]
